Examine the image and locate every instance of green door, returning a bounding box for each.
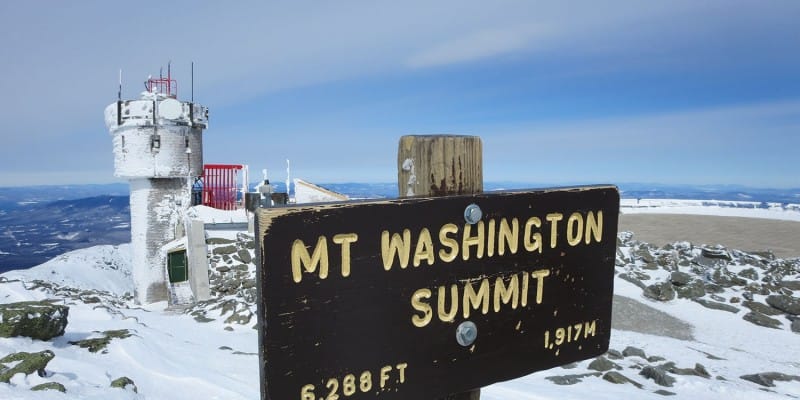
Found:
[168,250,188,283]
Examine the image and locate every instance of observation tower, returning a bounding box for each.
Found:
[104,68,208,304]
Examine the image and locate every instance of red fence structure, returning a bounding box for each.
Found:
[202,164,244,210]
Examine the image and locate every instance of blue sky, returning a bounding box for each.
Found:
[0,1,798,188]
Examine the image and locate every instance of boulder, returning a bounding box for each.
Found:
[236,249,252,264]
[791,319,800,334]
[654,389,676,396]
[743,301,783,316]
[110,376,138,393]
[675,280,706,299]
[693,299,739,314]
[545,373,601,385]
[602,371,643,388]
[31,382,66,393]
[639,366,676,387]
[588,356,619,372]
[212,245,237,255]
[737,268,759,281]
[740,372,800,387]
[779,280,800,291]
[669,271,692,286]
[765,295,800,315]
[622,346,647,359]
[0,350,55,383]
[0,301,69,341]
[644,282,676,302]
[742,312,782,329]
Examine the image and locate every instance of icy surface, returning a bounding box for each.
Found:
[622,199,800,221]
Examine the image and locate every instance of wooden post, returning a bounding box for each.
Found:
[397,134,482,400]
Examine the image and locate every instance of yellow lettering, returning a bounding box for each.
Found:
[462,221,485,261]
[566,212,583,246]
[585,320,597,338]
[585,211,603,244]
[381,229,411,271]
[332,233,358,278]
[486,219,496,257]
[531,269,550,304]
[546,213,563,248]
[380,365,392,388]
[498,218,519,255]
[493,275,520,312]
[463,278,490,318]
[438,224,459,263]
[411,289,432,328]
[437,285,459,322]
[524,217,542,253]
[413,228,435,267]
[521,271,530,307]
[396,363,408,383]
[291,236,329,283]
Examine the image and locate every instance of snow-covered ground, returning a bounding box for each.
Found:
[1,201,799,399]
[622,199,800,221]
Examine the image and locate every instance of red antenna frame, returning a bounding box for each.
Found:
[145,63,178,98]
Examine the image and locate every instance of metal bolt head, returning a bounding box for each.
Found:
[464,204,482,225]
[456,321,478,347]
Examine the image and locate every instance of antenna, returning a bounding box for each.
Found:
[191,62,194,102]
[118,69,122,100]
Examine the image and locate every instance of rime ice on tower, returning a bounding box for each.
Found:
[104,72,208,304]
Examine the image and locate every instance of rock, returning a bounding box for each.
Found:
[606,349,624,360]
[704,283,725,294]
[640,366,676,387]
[742,312,782,329]
[213,245,238,255]
[668,363,711,379]
[644,282,676,302]
[642,262,659,270]
[110,376,138,393]
[0,301,69,341]
[635,248,655,264]
[622,346,647,359]
[743,301,784,316]
[701,247,731,260]
[730,297,741,304]
[742,291,754,301]
[765,295,800,315]
[545,373,601,385]
[31,382,66,393]
[0,350,55,383]
[779,280,800,291]
[69,329,132,353]
[216,265,231,273]
[588,356,618,372]
[648,356,666,363]
[740,372,800,387]
[236,249,252,264]
[791,320,800,333]
[602,371,643,388]
[560,362,578,369]
[675,280,706,299]
[738,268,760,281]
[654,390,676,396]
[693,298,740,313]
[669,271,692,286]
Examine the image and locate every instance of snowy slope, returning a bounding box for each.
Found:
[1,205,799,399]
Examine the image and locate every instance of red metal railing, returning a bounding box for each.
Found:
[202,164,244,210]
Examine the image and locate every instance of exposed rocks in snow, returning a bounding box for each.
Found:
[31,381,66,392]
[639,365,676,387]
[110,376,138,393]
[0,301,69,341]
[622,346,647,359]
[740,372,800,387]
[545,372,601,385]
[587,356,620,372]
[602,371,643,388]
[0,350,55,383]
[616,233,800,332]
[69,329,133,353]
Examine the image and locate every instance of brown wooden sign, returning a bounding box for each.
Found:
[256,186,619,400]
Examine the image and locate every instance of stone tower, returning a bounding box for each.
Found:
[104,71,208,304]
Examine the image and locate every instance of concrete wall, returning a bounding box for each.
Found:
[186,218,210,301]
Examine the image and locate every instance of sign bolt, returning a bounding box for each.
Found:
[456,321,478,347]
[464,204,483,224]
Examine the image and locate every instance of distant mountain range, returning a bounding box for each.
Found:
[0,182,797,273]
